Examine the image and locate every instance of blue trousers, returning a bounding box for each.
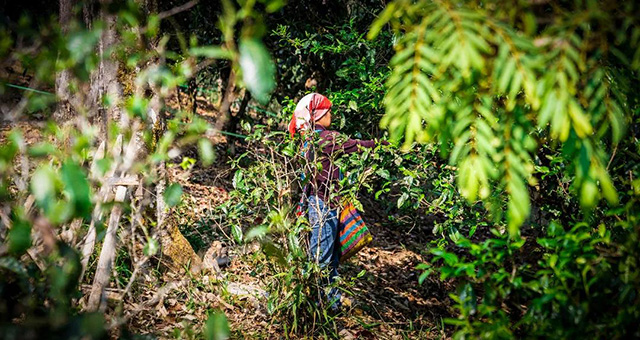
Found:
[307,195,341,309]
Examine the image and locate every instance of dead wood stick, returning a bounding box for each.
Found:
[105,176,139,186]
[86,126,140,311]
[81,284,124,301]
[86,203,123,311]
[80,140,114,283]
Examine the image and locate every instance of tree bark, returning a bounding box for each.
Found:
[53,0,77,123]
[215,69,236,133]
[227,89,250,135]
[86,0,120,139]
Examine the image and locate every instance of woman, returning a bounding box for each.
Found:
[289,93,386,310]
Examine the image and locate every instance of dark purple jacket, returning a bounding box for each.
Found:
[306,125,377,207]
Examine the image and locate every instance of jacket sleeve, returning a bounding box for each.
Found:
[320,130,377,155]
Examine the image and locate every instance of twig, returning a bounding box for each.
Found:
[157,0,199,20]
[607,145,617,170]
[122,256,149,299]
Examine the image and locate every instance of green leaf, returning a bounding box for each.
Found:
[598,167,618,205]
[190,46,232,59]
[348,100,358,111]
[61,161,92,219]
[580,176,598,208]
[265,0,286,13]
[95,158,111,177]
[238,38,275,104]
[397,192,409,209]
[232,170,244,190]
[28,142,57,157]
[204,312,230,340]
[245,226,268,241]
[418,270,430,285]
[125,96,149,119]
[143,238,159,256]
[8,215,31,255]
[367,2,397,40]
[568,100,593,138]
[375,168,390,180]
[231,224,243,243]
[198,138,215,167]
[164,183,183,207]
[31,165,57,212]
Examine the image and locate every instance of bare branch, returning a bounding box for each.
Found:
[157,0,199,20]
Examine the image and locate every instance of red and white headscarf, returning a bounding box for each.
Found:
[288,93,332,138]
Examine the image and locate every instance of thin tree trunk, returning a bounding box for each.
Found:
[215,69,236,133]
[189,78,197,115]
[84,1,124,308]
[79,139,113,284]
[227,89,250,135]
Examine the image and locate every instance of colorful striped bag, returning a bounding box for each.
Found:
[338,202,373,262]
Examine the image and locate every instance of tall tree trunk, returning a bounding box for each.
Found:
[53,0,76,123]
[86,0,120,139]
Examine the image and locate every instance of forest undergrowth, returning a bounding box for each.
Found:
[0,90,456,339]
[160,94,457,339]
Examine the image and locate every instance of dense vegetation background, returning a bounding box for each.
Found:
[1,0,639,338]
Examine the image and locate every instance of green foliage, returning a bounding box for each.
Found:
[164,183,183,208]
[0,244,107,340]
[416,120,640,338]
[371,0,640,231]
[423,215,640,339]
[238,38,276,104]
[60,161,92,219]
[270,16,393,136]
[203,311,230,340]
[7,211,31,255]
